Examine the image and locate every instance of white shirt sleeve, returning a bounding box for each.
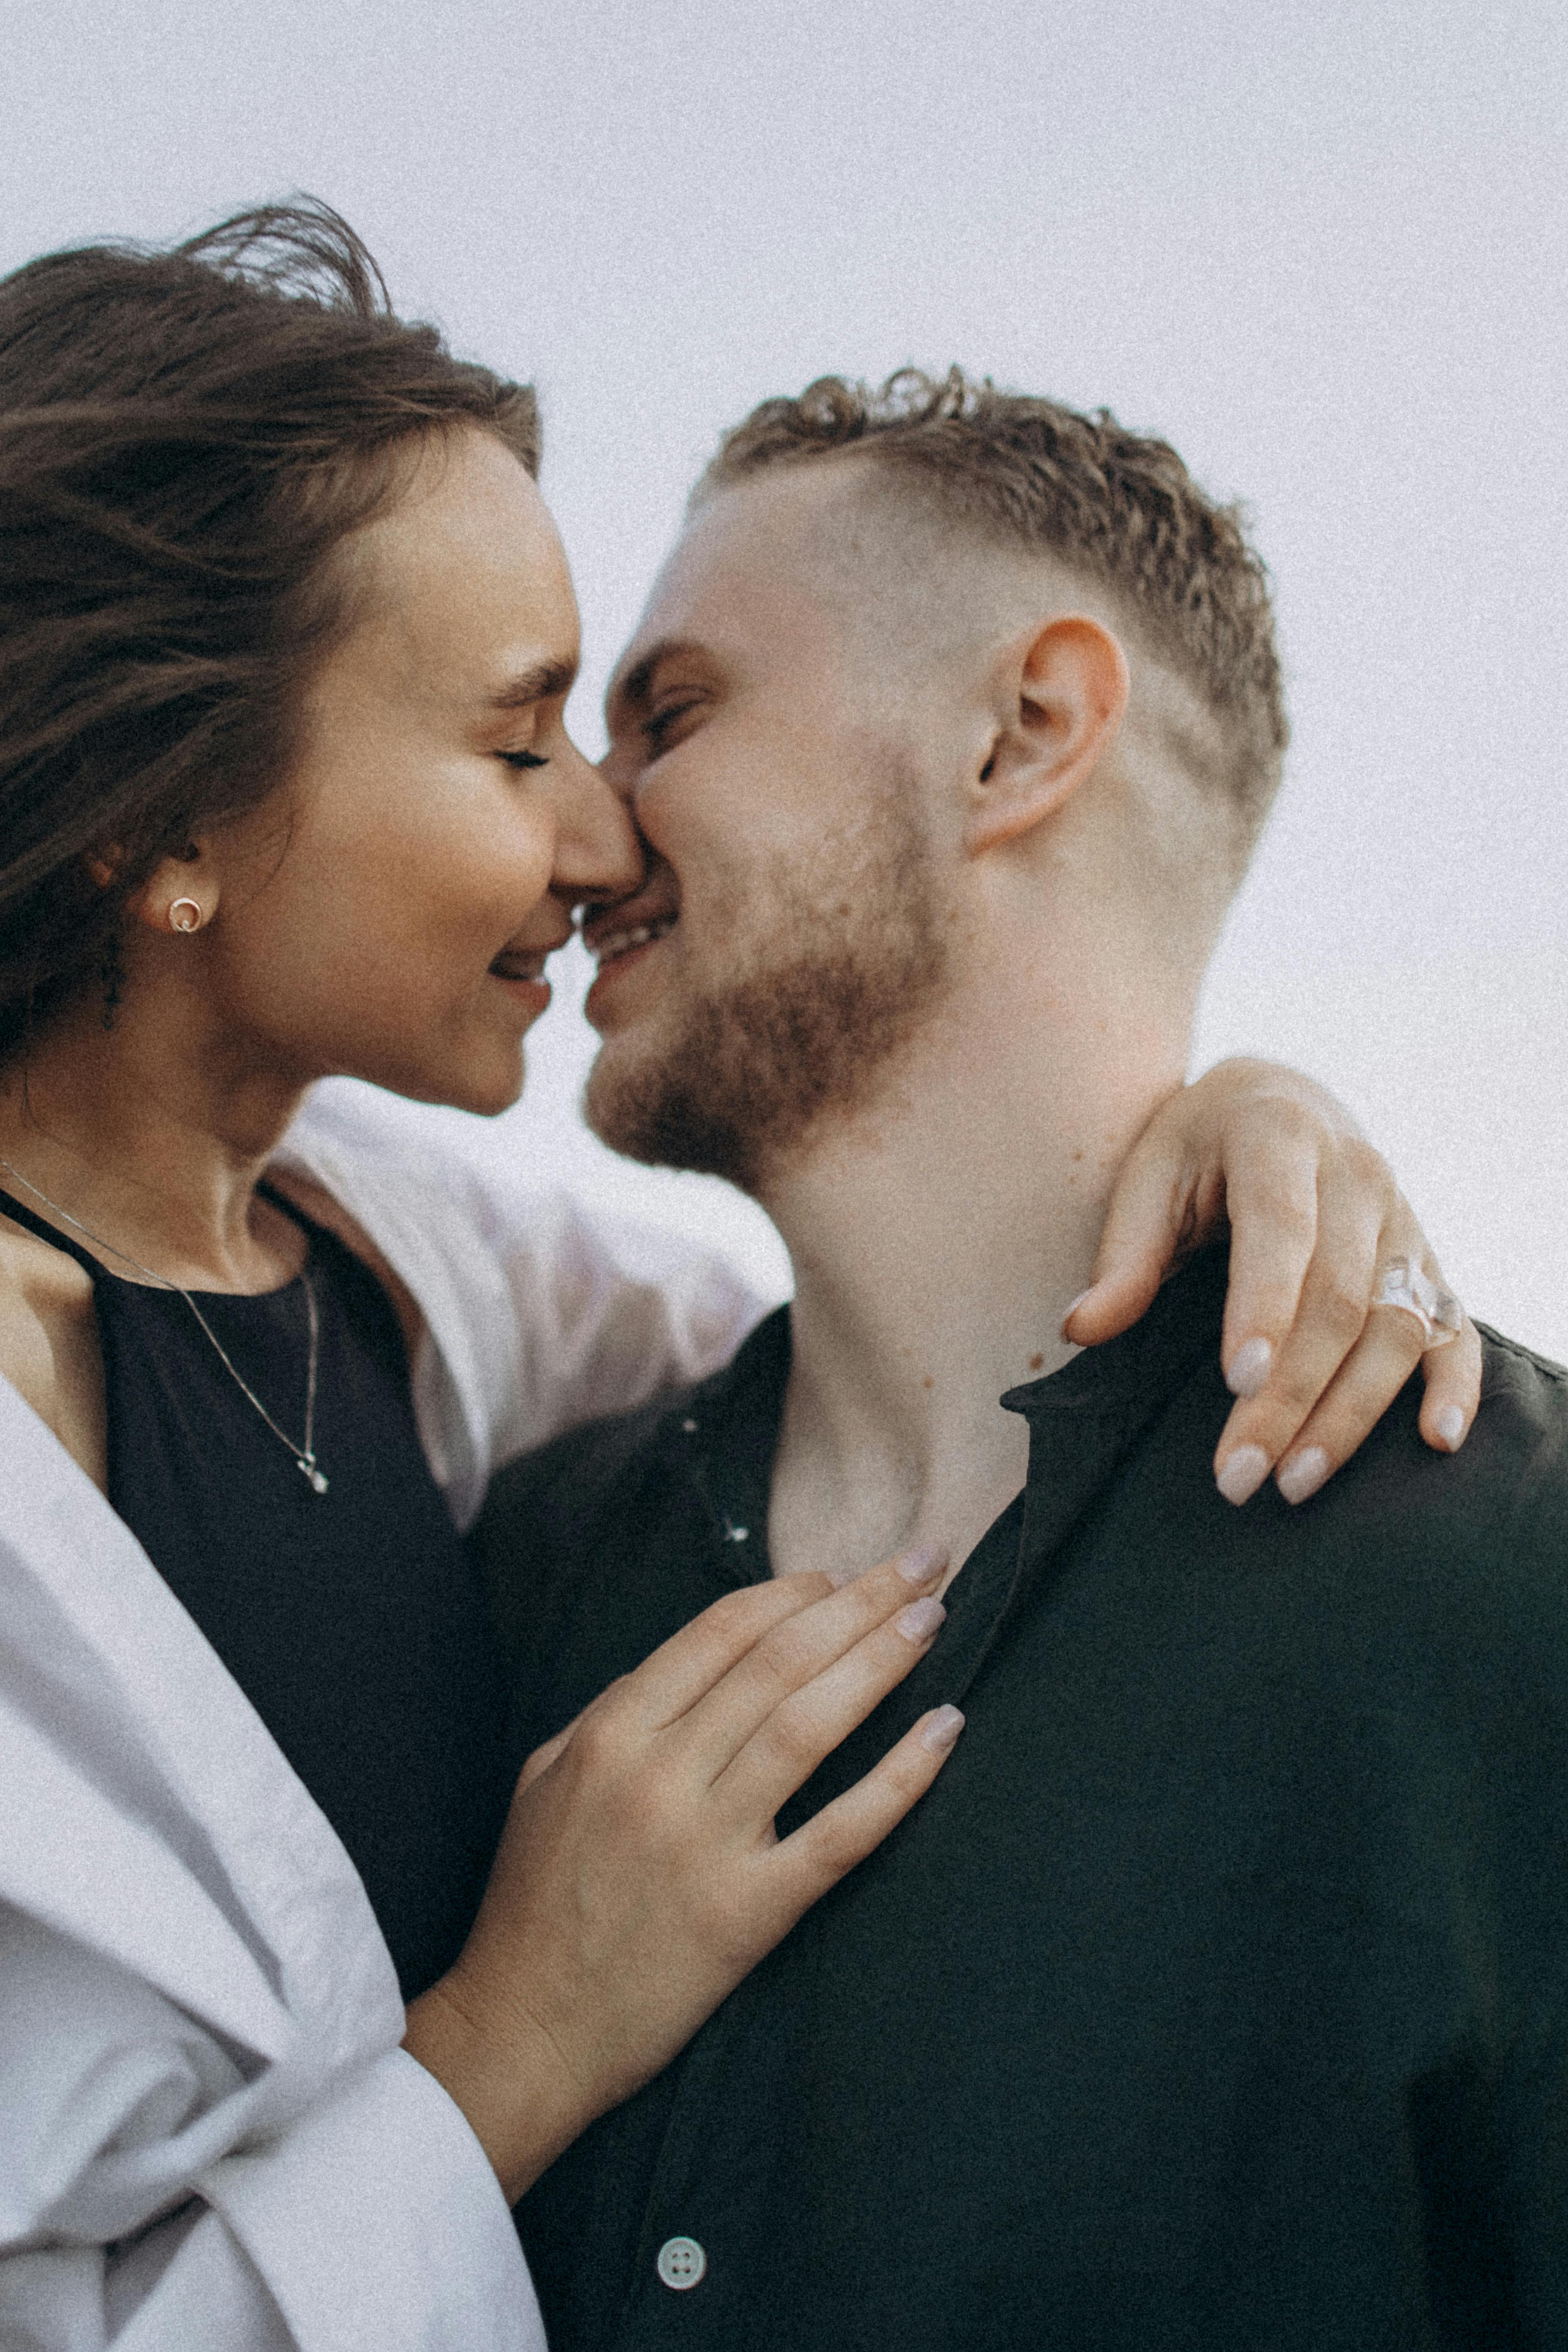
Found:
[0,1398,545,2352]
[0,1926,539,2352]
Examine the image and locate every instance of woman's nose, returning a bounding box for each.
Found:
[550,739,645,902]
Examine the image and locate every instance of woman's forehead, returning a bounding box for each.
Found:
[331,435,580,697]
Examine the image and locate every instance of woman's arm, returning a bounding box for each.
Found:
[0,1354,955,2344]
[1,1557,954,2345]
[279,1061,1480,1521]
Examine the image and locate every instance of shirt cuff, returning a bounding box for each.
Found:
[197,2049,544,2352]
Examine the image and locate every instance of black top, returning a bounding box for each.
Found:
[0,1180,508,2001]
[475,1252,1568,2352]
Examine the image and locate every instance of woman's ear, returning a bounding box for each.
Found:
[965,614,1130,855]
[121,841,221,936]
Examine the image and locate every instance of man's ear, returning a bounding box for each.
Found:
[965,614,1130,855]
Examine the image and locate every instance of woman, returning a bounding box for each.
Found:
[0,205,1475,2350]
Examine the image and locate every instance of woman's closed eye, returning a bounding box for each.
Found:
[499,748,550,771]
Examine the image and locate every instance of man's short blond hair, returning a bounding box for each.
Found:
[696,368,1289,854]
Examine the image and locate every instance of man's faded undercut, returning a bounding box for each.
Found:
[695,368,1289,854]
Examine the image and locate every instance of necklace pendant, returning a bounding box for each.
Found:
[300,1456,329,1494]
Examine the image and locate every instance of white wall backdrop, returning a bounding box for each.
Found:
[3,0,1563,1348]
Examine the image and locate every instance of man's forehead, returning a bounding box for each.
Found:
[609,475,857,708]
[615,458,962,707]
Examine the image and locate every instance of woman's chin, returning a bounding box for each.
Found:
[345,1036,529,1119]
[441,1047,529,1118]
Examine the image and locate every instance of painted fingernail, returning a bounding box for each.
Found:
[1216,1444,1271,1506]
[1225,1337,1273,1399]
[920,1704,965,1754]
[1060,1290,1093,1340]
[1434,1404,1466,1449]
[894,1541,949,1585]
[1276,1445,1329,1506]
[895,1597,946,1644]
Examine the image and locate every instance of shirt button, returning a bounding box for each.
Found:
[656,2236,707,2291]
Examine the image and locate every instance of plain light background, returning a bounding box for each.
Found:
[3,0,1563,1350]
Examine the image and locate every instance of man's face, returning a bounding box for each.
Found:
[583,469,956,1195]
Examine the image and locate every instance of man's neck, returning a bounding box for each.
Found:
[759,989,1187,1589]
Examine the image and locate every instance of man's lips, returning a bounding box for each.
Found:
[588,912,678,969]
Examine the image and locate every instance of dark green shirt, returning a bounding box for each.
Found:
[475,1252,1568,2352]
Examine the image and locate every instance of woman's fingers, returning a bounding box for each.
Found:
[710,1580,951,1823]
[528,1540,951,1807]
[1259,1303,1482,1506]
[1415,1311,1483,1452]
[677,1543,949,1781]
[1211,1099,1344,1396]
[1060,1117,1193,1347]
[764,1706,966,1917]
[1216,1195,1480,1505]
[1063,1063,1343,1356]
[1212,1133,1384,1491]
[510,1576,849,1793]
[1216,1290,1421,1504]
[603,1572,841,1733]
[1076,1062,1480,1507]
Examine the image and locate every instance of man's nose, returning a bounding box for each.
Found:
[549,737,646,903]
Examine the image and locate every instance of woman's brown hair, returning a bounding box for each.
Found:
[0,199,539,1053]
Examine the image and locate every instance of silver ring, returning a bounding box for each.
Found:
[1373,1258,1464,1348]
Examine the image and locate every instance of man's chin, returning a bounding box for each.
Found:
[584,1032,762,1192]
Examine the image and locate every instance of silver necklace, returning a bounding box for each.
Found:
[0,1157,329,1494]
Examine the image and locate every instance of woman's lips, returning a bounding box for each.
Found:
[487,948,552,1012]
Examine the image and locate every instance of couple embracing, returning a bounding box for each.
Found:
[0,202,1562,2352]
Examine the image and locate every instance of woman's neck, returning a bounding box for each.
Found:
[0,989,311,1292]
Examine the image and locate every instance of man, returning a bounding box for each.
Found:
[476,371,1568,2349]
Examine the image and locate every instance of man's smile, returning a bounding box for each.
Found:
[581,859,684,994]
[587,911,679,970]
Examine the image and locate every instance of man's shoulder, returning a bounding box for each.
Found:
[1342,1317,1568,1560]
[472,1305,790,1689]
[472,1387,688,1671]
[482,1384,691,1550]
[1473,1317,1568,1414]
[1141,1318,1568,1714]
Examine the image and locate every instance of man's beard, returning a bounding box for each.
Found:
[585,781,948,1197]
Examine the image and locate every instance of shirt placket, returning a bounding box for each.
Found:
[605,1409,795,2345]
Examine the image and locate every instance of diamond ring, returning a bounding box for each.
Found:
[1373,1259,1464,1348]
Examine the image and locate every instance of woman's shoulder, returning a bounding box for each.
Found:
[0,1204,107,1485]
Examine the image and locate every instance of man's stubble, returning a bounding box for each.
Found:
[585,773,949,1198]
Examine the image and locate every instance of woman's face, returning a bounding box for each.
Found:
[205,428,641,1114]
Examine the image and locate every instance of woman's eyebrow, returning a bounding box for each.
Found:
[487,657,578,710]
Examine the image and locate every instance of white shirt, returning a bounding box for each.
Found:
[0,1085,762,2351]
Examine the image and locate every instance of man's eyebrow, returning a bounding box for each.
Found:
[606,638,697,721]
[487,657,578,710]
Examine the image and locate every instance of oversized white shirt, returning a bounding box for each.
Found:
[0,1084,762,2352]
